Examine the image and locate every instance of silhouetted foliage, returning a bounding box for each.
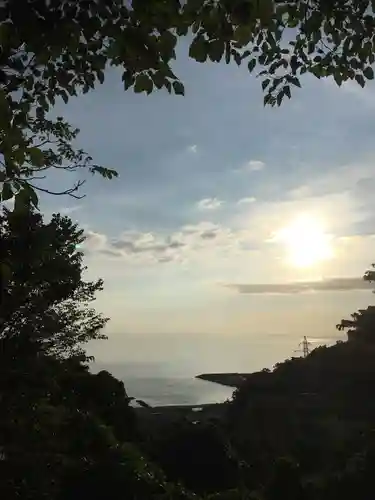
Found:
[146,420,240,495]
[337,264,375,344]
[0,207,108,359]
[3,0,375,209]
[0,209,194,500]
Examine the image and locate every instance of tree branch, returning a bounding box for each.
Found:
[28,179,86,199]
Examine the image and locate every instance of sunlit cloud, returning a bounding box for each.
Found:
[84,230,109,252]
[225,277,371,295]
[81,221,253,267]
[196,197,224,210]
[237,197,256,205]
[245,160,265,172]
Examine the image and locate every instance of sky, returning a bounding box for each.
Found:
[38,41,375,373]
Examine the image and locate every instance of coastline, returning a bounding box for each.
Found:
[134,374,240,425]
[196,372,251,388]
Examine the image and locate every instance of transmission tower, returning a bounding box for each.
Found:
[294,336,312,358]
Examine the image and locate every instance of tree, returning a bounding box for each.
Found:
[0,207,108,359]
[0,353,195,500]
[2,0,375,208]
[337,264,375,343]
[147,420,240,495]
[337,305,375,343]
[0,207,197,500]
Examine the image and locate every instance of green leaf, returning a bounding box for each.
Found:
[152,71,166,90]
[363,66,374,80]
[248,59,256,73]
[14,188,31,213]
[208,39,224,62]
[233,26,252,46]
[308,41,315,55]
[284,85,291,99]
[263,93,272,106]
[287,75,301,88]
[241,49,251,60]
[90,166,119,179]
[24,184,39,209]
[159,30,177,58]
[233,52,241,66]
[290,55,300,74]
[172,81,185,96]
[355,73,366,87]
[189,36,208,63]
[97,69,105,84]
[1,182,13,202]
[28,147,45,167]
[262,79,271,91]
[122,71,134,91]
[134,74,153,94]
[225,43,231,64]
[333,71,343,86]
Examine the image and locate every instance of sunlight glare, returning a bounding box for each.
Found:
[275,215,333,268]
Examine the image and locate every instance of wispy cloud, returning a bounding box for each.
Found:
[82,221,249,265]
[59,205,82,215]
[225,277,371,295]
[196,197,224,210]
[84,230,108,252]
[188,144,198,153]
[245,160,265,172]
[237,197,256,205]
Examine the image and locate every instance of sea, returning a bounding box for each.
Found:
[89,332,341,406]
[91,362,235,407]
[124,376,234,407]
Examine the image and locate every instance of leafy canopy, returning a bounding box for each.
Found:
[1,0,375,208]
[337,264,375,343]
[0,207,108,359]
[0,207,197,500]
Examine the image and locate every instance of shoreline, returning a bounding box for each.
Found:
[133,374,241,421]
[196,372,251,388]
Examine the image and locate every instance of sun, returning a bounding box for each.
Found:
[275,215,333,268]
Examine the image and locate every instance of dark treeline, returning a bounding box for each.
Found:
[2,207,375,500]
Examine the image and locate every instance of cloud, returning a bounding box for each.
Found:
[237,197,256,205]
[225,277,372,295]
[82,228,185,263]
[59,205,82,215]
[111,231,185,256]
[196,197,224,210]
[81,221,251,266]
[245,160,265,172]
[324,78,375,109]
[84,230,108,252]
[188,144,198,153]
